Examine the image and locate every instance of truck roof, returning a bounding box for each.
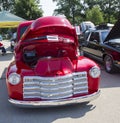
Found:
[16,20,33,41]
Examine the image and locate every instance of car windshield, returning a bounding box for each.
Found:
[101,31,109,42]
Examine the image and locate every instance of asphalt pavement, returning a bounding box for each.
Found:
[0,41,120,123]
[0,53,120,123]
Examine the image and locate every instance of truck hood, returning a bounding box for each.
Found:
[104,19,120,42]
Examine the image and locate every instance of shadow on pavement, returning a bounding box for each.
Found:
[100,70,120,88]
[0,53,14,61]
[0,67,7,80]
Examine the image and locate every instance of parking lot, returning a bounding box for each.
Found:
[0,40,120,123]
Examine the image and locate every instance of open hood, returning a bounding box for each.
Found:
[20,16,78,45]
[104,19,120,42]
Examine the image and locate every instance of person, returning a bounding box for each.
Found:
[10,32,17,52]
[0,35,3,41]
[0,42,6,55]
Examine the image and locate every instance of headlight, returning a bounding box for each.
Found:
[8,73,21,85]
[89,66,101,78]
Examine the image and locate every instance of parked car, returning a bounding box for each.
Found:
[6,16,101,107]
[78,21,96,45]
[80,21,95,33]
[82,20,120,73]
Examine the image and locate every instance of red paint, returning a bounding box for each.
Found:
[6,16,100,101]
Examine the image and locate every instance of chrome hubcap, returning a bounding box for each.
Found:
[105,57,112,71]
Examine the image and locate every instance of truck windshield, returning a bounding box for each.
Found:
[101,31,109,42]
[20,26,29,38]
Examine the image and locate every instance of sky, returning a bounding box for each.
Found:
[40,0,57,16]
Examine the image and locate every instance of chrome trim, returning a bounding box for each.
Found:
[8,90,100,107]
[23,72,88,100]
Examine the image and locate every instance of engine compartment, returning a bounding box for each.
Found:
[107,38,120,50]
[22,42,77,67]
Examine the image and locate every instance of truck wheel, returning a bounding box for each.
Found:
[104,55,115,73]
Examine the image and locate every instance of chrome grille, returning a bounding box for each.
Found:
[23,72,88,99]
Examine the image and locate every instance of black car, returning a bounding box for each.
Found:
[81,20,120,73]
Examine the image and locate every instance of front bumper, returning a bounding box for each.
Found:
[8,90,100,107]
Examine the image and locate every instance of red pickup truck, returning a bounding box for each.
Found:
[6,16,101,107]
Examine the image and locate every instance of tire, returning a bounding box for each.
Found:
[104,55,116,73]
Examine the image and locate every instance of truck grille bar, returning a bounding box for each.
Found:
[23,72,88,99]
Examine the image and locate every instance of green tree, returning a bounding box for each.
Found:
[53,0,84,25]
[13,0,43,20]
[99,0,120,23]
[83,0,120,23]
[0,0,15,11]
[86,6,104,25]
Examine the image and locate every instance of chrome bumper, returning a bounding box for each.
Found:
[8,90,100,107]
